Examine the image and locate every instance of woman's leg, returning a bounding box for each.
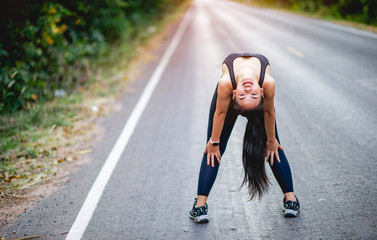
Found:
[196,86,238,206]
[270,121,296,201]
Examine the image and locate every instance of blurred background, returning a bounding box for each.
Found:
[1,0,376,219]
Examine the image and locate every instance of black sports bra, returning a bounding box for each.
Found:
[223,53,270,90]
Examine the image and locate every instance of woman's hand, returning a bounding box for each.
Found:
[203,142,221,167]
[266,138,283,166]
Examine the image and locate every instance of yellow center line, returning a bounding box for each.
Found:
[287,46,304,58]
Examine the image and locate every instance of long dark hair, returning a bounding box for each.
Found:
[233,98,269,200]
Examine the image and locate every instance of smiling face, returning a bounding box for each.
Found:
[233,79,264,110]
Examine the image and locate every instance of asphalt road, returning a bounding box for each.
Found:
[3,0,377,239]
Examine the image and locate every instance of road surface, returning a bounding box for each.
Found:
[2,0,377,239]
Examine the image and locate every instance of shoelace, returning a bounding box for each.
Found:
[284,201,300,211]
[192,205,207,216]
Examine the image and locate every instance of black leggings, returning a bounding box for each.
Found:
[197,86,294,196]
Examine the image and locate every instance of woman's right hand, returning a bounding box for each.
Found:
[203,142,221,167]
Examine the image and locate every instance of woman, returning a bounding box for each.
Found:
[189,53,300,223]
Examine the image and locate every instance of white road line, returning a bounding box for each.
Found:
[65,6,193,240]
[287,46,304,58]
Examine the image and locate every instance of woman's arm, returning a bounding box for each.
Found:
[204,76,232,167]
[211,80,231,142]
[263,71,283,166]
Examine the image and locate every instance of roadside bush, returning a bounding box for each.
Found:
[265,0,377,24]
[338,0,377,24]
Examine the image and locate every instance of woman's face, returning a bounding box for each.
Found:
[233,80,263,110]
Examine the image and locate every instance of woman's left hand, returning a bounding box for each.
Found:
[266,138,284,166]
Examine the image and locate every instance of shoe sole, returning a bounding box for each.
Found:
[189,214,209,223]
[283,208,298,217]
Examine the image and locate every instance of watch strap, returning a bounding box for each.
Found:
[209,138,220,146]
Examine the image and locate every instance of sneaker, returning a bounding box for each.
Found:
[189,198,209,223]
[283,196,300,217]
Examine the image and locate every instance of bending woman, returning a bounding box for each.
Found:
[189,53,300,223]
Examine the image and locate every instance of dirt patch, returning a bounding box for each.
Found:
[0,155,88,229]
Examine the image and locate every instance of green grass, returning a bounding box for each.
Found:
[1,100,76,157]
[0,97,78,198]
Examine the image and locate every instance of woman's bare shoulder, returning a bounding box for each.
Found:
[217,63,232,92]
[263,65,275,83]
[218,74,233,95]
[222,62,229,76]
[262,66,275,97]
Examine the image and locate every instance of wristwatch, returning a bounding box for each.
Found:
[209,138,220,146]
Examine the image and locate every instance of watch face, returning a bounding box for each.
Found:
[212,142,219,146]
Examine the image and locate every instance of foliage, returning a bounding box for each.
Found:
[338,0,377,23]
[0,0,185,114]
[261,0,377,24]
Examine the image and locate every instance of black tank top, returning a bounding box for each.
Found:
[223,53,270,90]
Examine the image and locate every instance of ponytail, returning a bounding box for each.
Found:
[234,99,269,200]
